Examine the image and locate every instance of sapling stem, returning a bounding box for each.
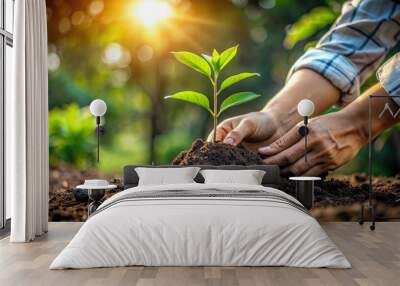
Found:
[213,73,219,143]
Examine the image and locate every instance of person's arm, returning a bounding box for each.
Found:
[287,0,400,106]
[261,84,400,176]
[263,69,341,134]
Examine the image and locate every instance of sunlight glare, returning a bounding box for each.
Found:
[103,43,123,65]
[133,0,174,28]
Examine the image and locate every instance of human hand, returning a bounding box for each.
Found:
[207,112,284,150]
[259,111,368,176]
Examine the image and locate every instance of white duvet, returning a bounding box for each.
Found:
[50,183,350,269]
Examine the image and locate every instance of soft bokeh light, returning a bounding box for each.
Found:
[58,17,71,34]
[137,45,154,62]
[259,0,276,10]
[103,43,123,65]
[250,26,268,43]
[71,11,85,26]
[231,0,248,8]
[48,53,61,71]
[88,0,104,16]
[132,0,174,28]
[111,69,131,87]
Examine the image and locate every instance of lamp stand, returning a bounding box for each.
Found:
[298,116,309,164]
[95,116,105,163]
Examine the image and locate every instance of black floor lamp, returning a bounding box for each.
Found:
[89,99,107,163]
[359,95,400,231]
[297,99,315,162]
[289,99,319,210]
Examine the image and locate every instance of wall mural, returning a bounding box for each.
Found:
[46,0,400,224]
[379,103,400,119]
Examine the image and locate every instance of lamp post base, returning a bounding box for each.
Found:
[88,189,105,216]
[289,177,321,210]
[295,180,314,210]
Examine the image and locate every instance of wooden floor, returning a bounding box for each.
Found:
[0,222,399,286]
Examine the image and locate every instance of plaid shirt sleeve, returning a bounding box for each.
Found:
[287,0,400,106]
[377,53,400,105]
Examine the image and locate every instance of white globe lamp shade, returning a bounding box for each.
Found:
[297,99,315,117]
[90,99,107,117]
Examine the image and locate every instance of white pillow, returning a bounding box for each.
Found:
[135,167,200,186]
[200,169,266,185]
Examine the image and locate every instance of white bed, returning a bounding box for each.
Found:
[50,183,351,269]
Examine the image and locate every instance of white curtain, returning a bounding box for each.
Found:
[7,0,49,242]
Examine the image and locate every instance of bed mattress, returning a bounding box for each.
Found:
[50,183,350,269]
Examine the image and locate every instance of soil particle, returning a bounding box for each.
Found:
[172,139,263,166]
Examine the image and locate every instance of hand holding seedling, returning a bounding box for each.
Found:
[165,45,261,143]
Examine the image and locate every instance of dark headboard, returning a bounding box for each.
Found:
[123,165,280,189]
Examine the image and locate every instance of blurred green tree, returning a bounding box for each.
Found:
[49,104,96,168]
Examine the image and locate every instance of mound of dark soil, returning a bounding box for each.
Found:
[173,139,263,166]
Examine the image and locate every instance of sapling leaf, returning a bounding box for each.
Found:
[202,52,220,74]
[165,91,213,114]
[212,49,220,72]
[219,73,260,93]
[219,45,238,71]
[219,92,261,115]
[202,54,213,67]
[173,52,211,78]
[212,49,220,58]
